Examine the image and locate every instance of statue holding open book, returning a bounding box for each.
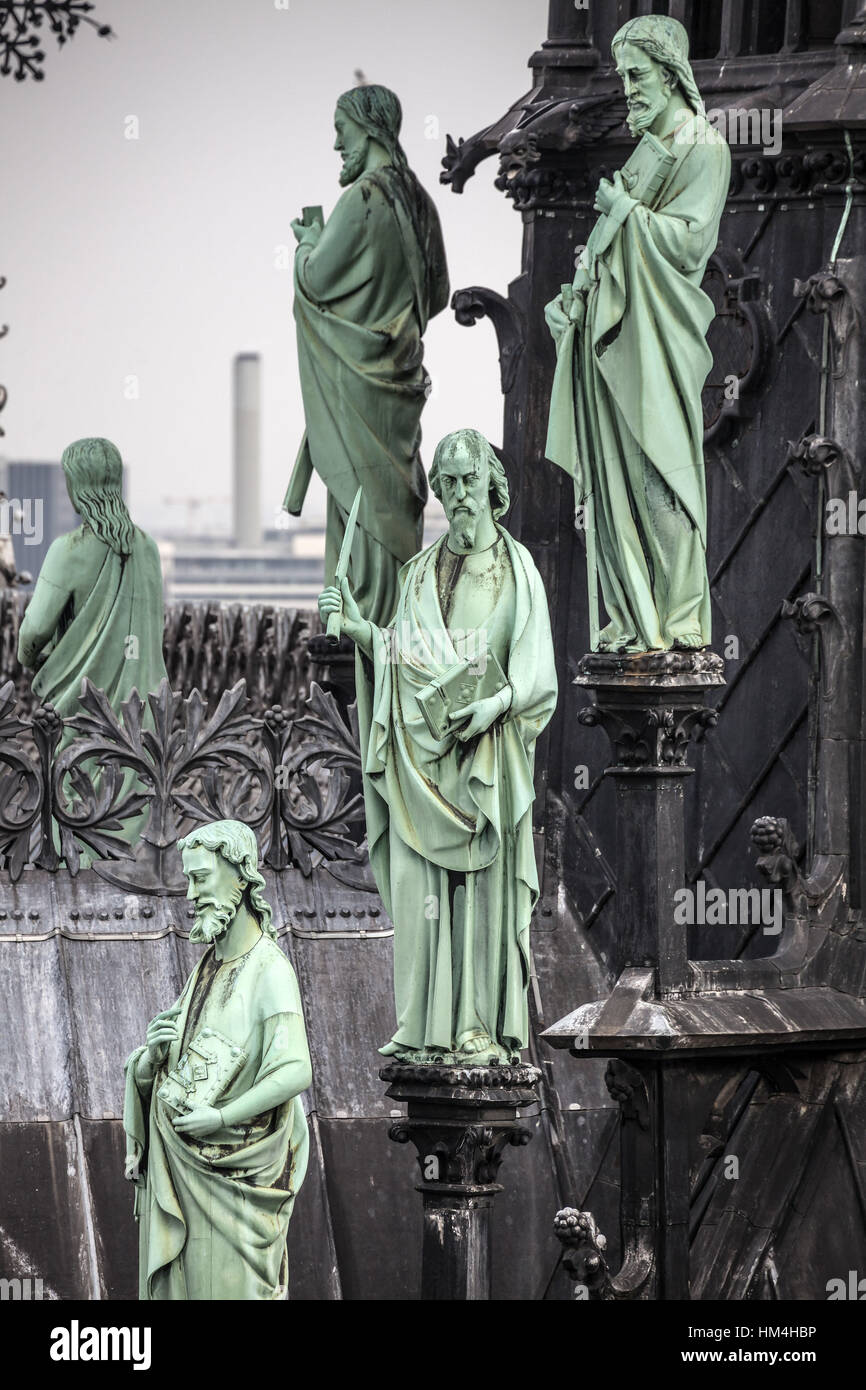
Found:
[318,429,557,1064]
[544,15,730,654]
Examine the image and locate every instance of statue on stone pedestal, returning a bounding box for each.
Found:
[319,430,557,1064]
[544,16,730,654]
[287,83,450,629]
[123,820,311,1300]
[17,437,167,736]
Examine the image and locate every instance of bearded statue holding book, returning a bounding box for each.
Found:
[545,15,730,654]
[123,820,311,1300]
[319,429,557,1064]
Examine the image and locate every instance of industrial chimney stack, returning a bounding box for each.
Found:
[233,353,262,549]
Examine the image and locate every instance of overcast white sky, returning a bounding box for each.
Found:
[1,0,544,536]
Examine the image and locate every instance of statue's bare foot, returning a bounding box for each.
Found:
[378,1040,406,1057]
[671,630,705,651]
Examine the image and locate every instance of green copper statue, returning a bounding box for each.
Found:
[287,84,450,628]
[545,16,730,653]
[17,437,167,737]
[319,430,557,1064]
[123,820,311,1300]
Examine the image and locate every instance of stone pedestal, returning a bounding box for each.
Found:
[381,1062,540,1301]
[575,650,725,996]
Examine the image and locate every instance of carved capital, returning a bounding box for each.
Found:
[578,702,718,770]
[389,1119,531,1193]
[382,1062,539,1197]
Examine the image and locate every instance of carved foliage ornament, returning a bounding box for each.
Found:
[0,676,367,892]
[578,702,718,769]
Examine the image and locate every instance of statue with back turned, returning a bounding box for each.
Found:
[17,436,167,739]
[545,16,730,654]
[287,83,450,629]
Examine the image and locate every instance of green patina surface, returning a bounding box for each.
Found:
[289,84,449,628]
[545,16,730,653]
[123,820,311,1301]
[320,431,557,1065]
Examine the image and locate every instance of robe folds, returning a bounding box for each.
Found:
[17,525,167,857]
[19,525,167,744]
[546,113,730,651]
[292,164,449,626]
[123,935,309,1301]
[355,529,558,1056]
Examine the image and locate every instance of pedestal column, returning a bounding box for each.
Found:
[381,1062,540,1301]
[575,650,725,996]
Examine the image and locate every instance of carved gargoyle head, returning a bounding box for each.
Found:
[494,129,541,198]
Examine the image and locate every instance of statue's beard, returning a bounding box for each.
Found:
[339,145,368,186]
[626,87,670,137]
[447,504,479,551]
[189,886,243,944]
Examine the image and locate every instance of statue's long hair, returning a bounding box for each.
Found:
[61,438,135,556]
[429,429,510,520]
[336,84,409,170]
[611,15,705,115]
[178,819,276,940]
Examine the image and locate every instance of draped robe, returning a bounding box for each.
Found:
[546,112,730,651]
[123,934,310,1301]
[356,529,557,1056]
[18,525,167,740]
[291,165,449,627]
[17,525,168,858]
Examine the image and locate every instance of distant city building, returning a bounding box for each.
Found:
[159,527,327,607]
[0,460,77,583]
[158,511,448,609]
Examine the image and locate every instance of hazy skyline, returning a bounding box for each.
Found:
[1,0,544,535]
